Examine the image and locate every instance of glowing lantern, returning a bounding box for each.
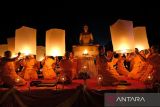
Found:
[133,27,149,51]
[46,29,65,56]
[7,37,16,57]
[15,26,36,55]
[0,44,8,57]
[36,46,45,61]
[110,19,135,53]
[7,37,15,53]
[83,49,88,55]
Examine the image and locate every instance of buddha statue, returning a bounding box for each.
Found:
[79,25,93,45]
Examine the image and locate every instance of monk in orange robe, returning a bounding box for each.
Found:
[59,52,73,81]
[21,55,39,80]
[41,56,56,79]
[0,51,26,87]
[96,47,121,86]
[116,54,129,76]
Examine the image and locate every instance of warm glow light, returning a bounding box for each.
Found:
[0,44,8,57]
[60,75,66,82]
[11,53,17,58]
[72,45,99,57]
[52,49,59,57]
[15,78,20,83]
[83,65,87,69]
[36,46,45,61]
[23,49,31,56]
[134,45,144,51]
[110,19,135,53]
[97,74,103,84]
[83,49,88,55]
[15,26,36,55]
[148,76,151,79]
[7,37,15,55]
[46,29,65,56]
[134,27,149,51]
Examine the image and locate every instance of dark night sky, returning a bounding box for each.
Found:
[0,1,160,51]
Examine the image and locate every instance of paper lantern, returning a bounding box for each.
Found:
[7,37,16,57]
[46,29,65,56]
[36,46,45,61]
[133,27,149,51]
[15,26,36,55]
[0,44,8,57]
[110,19,135,53]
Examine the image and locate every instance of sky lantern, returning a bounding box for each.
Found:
[46,28,65,56]
[36,46,45,61]
[110,19,135,53]
[0,44,8,57]
[133,27,149,51]
[7,37,16,57]
[15,26,36,55]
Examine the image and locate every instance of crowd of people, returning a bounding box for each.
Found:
[0,24,160,88]
[0,45,160,87]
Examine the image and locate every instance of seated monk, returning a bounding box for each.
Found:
[142,46,160,83]
[79,25,94,45]
[41,56,56,79]
[0,51,26,87]
[20,55,39,80]
[96,46,122,86]
[116,54,129,76]
[59,52,73,82]
[128,49,146,79]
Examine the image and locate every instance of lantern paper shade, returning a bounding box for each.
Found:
[37,46,45,61]
[15,26,36,55]
[133,27,149,51]
[7,37,15,54]
[46,29,65,56]
[0,44,8,57]
[110,19,135,53]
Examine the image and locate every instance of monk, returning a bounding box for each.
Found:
[59,52,73,82]
[41,56,56,79]
[128,50,146,79]
[140,46,160,82]
[20,55,39,80]
[0,51,26,87]
[116,54,129,76]
[96,46,121,86]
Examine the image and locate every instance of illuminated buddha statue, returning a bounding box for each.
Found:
[79,25,93,45]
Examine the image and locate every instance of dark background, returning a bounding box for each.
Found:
[0,1,160,51]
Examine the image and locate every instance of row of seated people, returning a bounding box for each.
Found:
[0,51,76,87]
[96,45,160,86]
[0,45,160,87]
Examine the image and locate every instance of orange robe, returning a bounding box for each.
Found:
[59,59,73,80]
[70,58,78,79]
[128,55,145,79]
[21,58,38,80]
[96,55,119,86]
[79,33,93,45]
[117,57,129,76]
[0,60,26,86]
[147,53,160,82]
[41,58,56,79]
